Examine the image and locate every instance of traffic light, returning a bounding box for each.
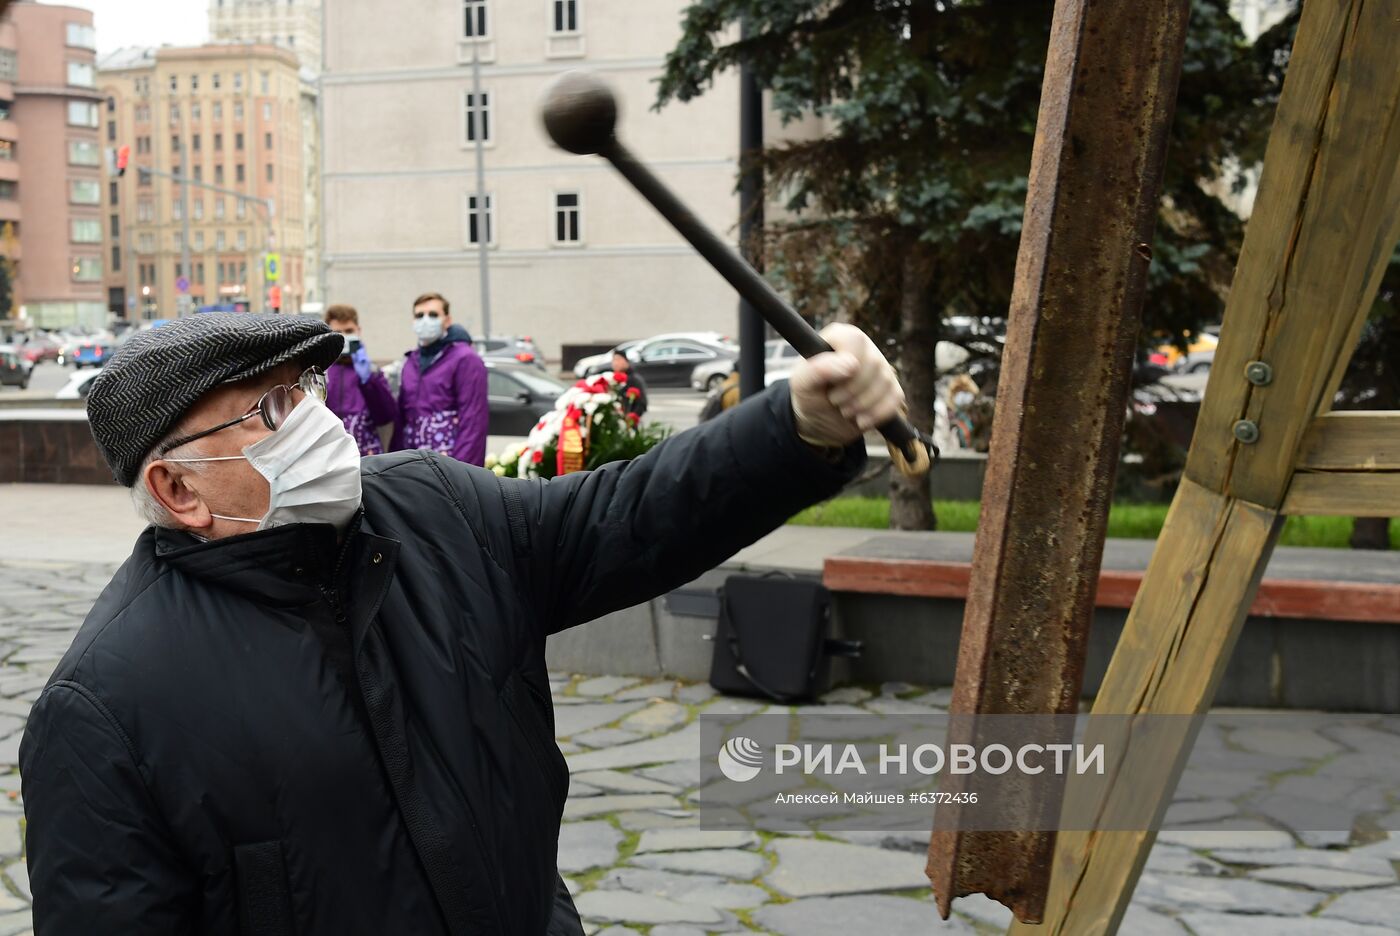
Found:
[116,145,129,177]
[268,285,282,310]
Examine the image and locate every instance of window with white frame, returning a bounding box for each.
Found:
[464,91,492,144]
[463,0,489,38]
[168,75,178,93]
[66,22,97,49]
[217,231,226,250]
[552,0,580,33]
[71,256,102,281]
[215,198,225,219]
[0,50,14,82]
[66,61,95,88]
[194,231,204,250]
[233,73,243,92]
[67,140,100,166]
[466,193,494,245]
[554,192,581,243]
[70,219,102,243]
[69,179,101,204]
[193,199,204,220]
[67,101,99,128]
[172,200,183,221]
[237,230,247,250]
[138,200,154,222]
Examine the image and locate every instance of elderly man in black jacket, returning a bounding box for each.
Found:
[19,313,902,935]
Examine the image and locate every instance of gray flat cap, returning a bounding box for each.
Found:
[87,313,345,486]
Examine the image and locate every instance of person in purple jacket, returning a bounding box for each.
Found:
[391,291,489,466]
[324,304,398,455]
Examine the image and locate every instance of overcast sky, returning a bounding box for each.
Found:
[45,0,208,57]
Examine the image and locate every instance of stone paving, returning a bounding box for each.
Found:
[2,557,1399,934]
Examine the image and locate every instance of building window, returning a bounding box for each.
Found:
[109,181,118,203]
[463,0,489,38]
[191,102,201,121]
[239,261,247,283]
[234,73,243,92]
[191,74,199,92]
[0,141,12,161]
[0,100,11,121]
[110,214,119,237]
[262,102,271,121]
[135,104,149,122]
[106,119,116,142]
[173,200,183,221]
[66,22,97,49]
[217,231,226,250]
[169,75,178,93]
[0,180,15,200]
[212,73,221,90]
[554,192,581,243]
[236,164,245,183]
[194,231,204,250]
[236,132,244,150]
[71,218,102,243]
[66,61,95,88]
[111,245,121,272]
[105,96,115,113]
[265,163,273,182]
[464,91,491,143]
[260,72,269,94]
[138,201,153,222]
[170,103,180,123]
[264,131,273,149]
[213,102,222,121]
[138,233,154,252]
[214,132,223,151]
[193,166,202,182]
[171,134,180,152]
[193,199,204,220]
[196,133,205,152]
[173,232,182,251]
[67,140,100,166]
[236,198,247,219]
[552,0,580,33]
[71,257,103,281]
[215,197,225,219]
[0,50,16,82]
[70,179,101,205]
[195,261,204,285]
[466,193,494,245]
[237,230,247,250]
[215,164,225,185]
[67,101,99,128]
[234,101,244,120]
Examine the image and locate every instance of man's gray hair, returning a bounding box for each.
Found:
[129,428,207,529]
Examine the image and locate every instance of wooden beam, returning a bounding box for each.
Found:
[1283,471,1400,516]
[1017,2,1400,932]
[1295,411,1400,471]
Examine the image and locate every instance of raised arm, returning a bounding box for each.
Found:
[21,682,196,934]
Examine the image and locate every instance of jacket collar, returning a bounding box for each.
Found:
[152,520,345,606]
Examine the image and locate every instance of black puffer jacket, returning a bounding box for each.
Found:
[20,385,863,935]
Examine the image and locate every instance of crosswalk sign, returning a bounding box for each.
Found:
[264,253,281,283]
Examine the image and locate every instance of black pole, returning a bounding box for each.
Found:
[737,25,766,399]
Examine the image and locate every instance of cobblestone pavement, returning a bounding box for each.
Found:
[3,558,1399,934]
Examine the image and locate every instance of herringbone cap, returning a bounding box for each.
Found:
[88,313,344,486]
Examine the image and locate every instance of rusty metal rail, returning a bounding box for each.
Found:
[925,0,1190,922]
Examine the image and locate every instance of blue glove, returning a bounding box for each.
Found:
[352,346,373,384]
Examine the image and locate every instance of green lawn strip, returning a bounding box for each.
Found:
[789,498,1398,549]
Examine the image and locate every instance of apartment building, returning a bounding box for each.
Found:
[210,0,323,72]
[99,43,308,320]
[0,2,104,330]
[322,0,756,360]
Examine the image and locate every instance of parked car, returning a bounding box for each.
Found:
[574,331,734,379]
[1176,347,1215,374]
[625,336,738,388]
[70,340,114,368]
[476,336,546,371]
[55,368,103,399]
[0,346,30,389]
[690,339,804,392]
[18,334,62,365]
[486,361,567,435]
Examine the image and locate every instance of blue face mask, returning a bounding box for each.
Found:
[413,315,445,345]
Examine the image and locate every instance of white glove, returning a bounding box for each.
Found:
[789,323,906,448]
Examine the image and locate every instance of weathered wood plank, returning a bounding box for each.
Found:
[1283,471,1400,516]
[1187,0,1400,506]
[1295,411,1400,471]
[1008,479,1282,936]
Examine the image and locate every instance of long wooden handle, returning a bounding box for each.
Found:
[602,139,935,475]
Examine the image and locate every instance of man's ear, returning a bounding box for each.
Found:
[145,462,213,531]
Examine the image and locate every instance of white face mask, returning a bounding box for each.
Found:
[169,396,363,531]
[413,314,444,345]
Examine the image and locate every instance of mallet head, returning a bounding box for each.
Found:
[541,71,618,155]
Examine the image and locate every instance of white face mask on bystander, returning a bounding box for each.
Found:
[168,396,363,531]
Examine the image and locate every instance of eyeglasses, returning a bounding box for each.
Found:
[412,310,442,319]
[157,367,326,457]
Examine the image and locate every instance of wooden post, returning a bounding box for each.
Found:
[1012,1,1400,932]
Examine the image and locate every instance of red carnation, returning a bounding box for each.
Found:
[532,450,544,463]
[626,412,640,426]
[626,387,640,400]
[612,371,629,383]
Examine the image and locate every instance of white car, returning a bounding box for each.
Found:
[574,331,734,379]
[55,368,103,399]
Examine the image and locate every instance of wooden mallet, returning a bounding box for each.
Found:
[540,71,935,476]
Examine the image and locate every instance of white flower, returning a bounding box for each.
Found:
[484,453,498,469]
[491,464,506,476]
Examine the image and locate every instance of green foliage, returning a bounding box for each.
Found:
[658,0,1301,347]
